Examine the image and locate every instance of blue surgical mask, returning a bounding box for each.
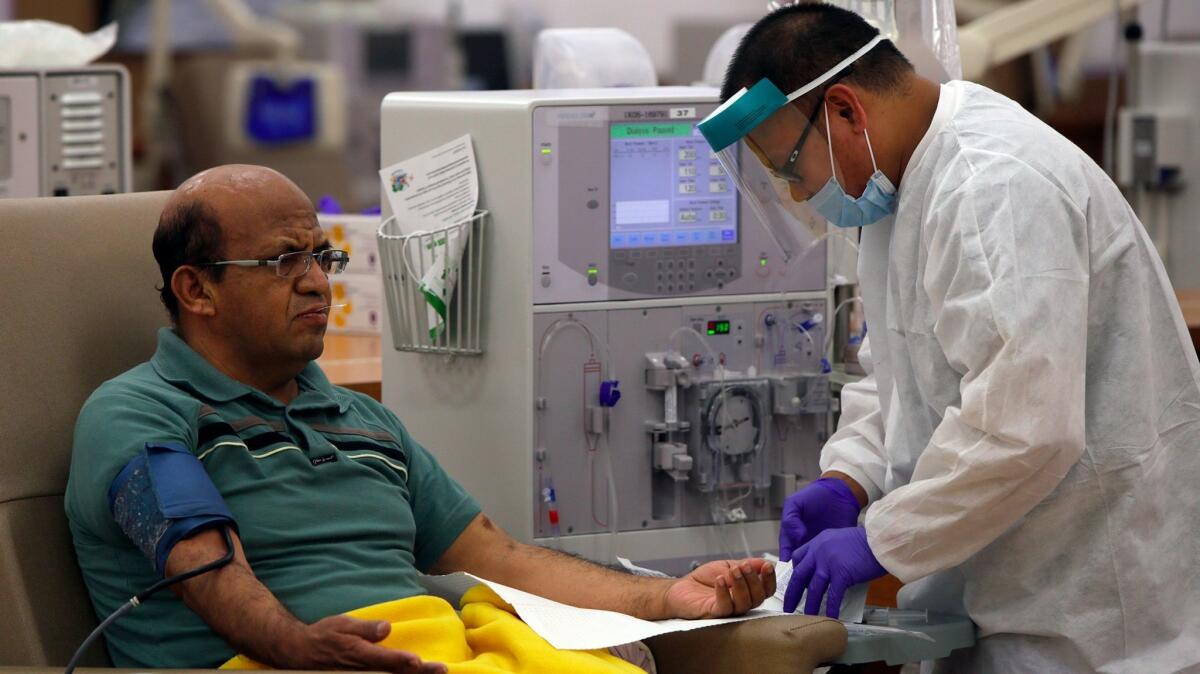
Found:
[809,104,897,228]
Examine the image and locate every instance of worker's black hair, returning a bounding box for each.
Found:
[152,200,225,323]
[721,3,913,106]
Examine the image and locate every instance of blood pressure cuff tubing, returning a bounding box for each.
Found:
[108,442,236,575]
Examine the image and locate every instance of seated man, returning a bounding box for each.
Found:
[65,165,775,672]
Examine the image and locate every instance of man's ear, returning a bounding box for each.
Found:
[171,266,218,318]
[824,83,868,133]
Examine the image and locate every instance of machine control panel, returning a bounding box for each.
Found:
[607,120,739,294]
[532,101,822,304]
[532,299,830,539]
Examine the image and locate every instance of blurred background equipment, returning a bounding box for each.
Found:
[532,28,657,89]
[279,1,457,208]
[0,17,129,198]
[120,0,357,207]
[102,0,529,209]
[9,0,1193,229]
[319,206,384,335]
[0,65,131,197]
[167,54,350,199]
[697,23,751,87]
[1116,37,1198,286]
[2,0,1197,349]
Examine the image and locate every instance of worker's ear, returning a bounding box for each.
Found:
[824,83,868,134]
[171,265,219,318]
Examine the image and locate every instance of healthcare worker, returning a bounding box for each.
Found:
[700,4,1200,672]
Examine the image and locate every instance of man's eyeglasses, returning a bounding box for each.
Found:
[769,72,848,184]
[769,96,826,185]
[198,249,350,278]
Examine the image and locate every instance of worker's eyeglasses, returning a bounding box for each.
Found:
[198,249,350,278]
[769,96,826,185]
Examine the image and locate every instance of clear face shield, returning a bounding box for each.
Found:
[699,35,883,262]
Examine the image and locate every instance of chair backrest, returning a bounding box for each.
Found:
[0,191,171,666]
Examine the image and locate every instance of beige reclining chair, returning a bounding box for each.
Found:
[0,192,846,674]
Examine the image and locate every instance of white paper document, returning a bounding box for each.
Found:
[421,570,779,651]
[419,560,874,651]
[379,135,479,340]
[379,134,479,232]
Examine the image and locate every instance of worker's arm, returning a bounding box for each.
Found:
[166,528,444,673]
[430,513,775,620]
[821,470,869,507]
[864,165,1090,583]
[819,335,889,505]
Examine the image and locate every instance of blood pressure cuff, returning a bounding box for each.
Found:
[108,442,236,575]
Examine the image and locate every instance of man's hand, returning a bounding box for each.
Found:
[779,475,865,562]
[284,615,446,674]
[166,528,445,673]
[783,527,887,618]
[662,558,776,618]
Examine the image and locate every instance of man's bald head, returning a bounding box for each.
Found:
[167,164,308,220]
[152,165,311,322]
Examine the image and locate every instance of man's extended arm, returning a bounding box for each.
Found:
[429,513,775,619]
[166,527,445,673]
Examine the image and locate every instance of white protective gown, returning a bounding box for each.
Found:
[821,80,1200,672]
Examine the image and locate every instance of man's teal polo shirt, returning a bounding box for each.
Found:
[65,328,481,668]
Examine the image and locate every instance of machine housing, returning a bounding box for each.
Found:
[380,88,833,570]
[0,65,131,198]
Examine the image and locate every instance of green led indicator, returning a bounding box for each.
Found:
[706,320,731,335]
[540,147,553,155]
[759,257,768,267]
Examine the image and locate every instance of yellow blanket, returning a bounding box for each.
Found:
[222,585,644,673]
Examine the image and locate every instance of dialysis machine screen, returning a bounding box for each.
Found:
[609,122,738,250]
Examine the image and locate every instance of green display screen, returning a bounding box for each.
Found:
[610,123,695,139]
[707,320,731,336]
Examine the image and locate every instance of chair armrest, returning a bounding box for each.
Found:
[645,615,848,674]
[0,662,384,666]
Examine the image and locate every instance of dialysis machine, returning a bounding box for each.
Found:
[380,88,833,571]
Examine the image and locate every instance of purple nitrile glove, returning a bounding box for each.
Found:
[783,526,887,618]
[779,477,863,562]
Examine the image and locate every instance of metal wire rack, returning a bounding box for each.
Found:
[377,209,487,356]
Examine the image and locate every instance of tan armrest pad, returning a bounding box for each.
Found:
[0,662,384,666]
[645,614,849,674]
[1,617,846,674]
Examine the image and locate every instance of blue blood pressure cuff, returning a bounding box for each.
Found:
[108,442,236,575]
